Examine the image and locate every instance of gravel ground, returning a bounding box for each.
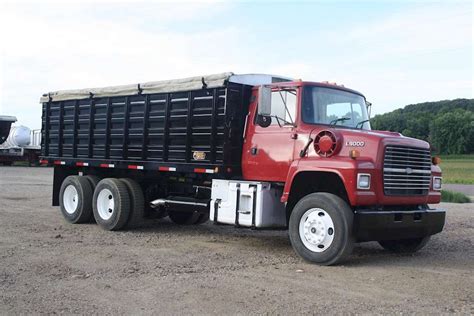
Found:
[0,166,473,315]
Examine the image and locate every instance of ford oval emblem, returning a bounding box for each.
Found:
[405,167,413,174]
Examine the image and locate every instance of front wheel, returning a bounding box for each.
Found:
[378,236,431,253]
[289,193,354,266]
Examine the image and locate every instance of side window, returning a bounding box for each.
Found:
[269,89,297,125]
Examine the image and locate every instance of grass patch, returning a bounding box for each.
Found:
[441,190,471,203]
[438,155,474,184]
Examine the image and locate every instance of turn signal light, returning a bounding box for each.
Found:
[432,156,441,165]
[349,149,360,159]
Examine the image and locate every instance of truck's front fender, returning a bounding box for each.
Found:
[282,158,365,206]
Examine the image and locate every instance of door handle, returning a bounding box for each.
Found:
[250,147,258,155]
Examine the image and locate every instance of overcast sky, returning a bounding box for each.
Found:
[0,0,472,129]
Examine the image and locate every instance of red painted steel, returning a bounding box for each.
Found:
[242,81,442,207]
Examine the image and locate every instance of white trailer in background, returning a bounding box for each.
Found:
[0,120,42,166]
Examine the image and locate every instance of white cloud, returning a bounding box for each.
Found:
[0,1,239,128]
[302,3,473,114]
[0,1,472,129]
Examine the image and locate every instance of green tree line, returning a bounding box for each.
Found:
[371,99,474,154]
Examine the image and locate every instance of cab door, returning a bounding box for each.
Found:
[242,87,298,182]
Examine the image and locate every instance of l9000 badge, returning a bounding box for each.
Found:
[345,141,365,147]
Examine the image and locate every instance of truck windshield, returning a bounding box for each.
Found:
[302,86,371,130]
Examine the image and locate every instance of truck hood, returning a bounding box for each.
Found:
[323,127,432,165]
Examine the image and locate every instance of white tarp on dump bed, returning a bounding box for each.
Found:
[0,116,17,123]
[39,72,292,103]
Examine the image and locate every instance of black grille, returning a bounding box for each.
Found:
[383,146,431,195]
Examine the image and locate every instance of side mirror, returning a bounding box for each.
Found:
[258,86,272,116]
[257,86,272,128]
[366,101,372,118]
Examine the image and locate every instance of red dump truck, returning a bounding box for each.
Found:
[39,73,444,265]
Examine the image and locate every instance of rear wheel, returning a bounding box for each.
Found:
[59,175,93,223]
[194,213,209,225]
[84,175,100,190]
[93,178,131,231]
[378,236,431,253]
[84,175,101,223]
[289,193,354,266]
[168,211,200,225]
[119,178,145,229]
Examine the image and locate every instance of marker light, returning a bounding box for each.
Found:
[432,156,441,165]
[349,149,360,159]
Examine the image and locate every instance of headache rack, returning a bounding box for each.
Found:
[40,81,251,175]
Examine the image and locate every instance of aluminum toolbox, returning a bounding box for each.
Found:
[210,179,287,228]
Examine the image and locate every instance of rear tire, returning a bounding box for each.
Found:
[84,175,100,190]
[84,175,101,223]
[93,178,131,231]
[119,178,145,229]
[168,211,200,225]
[379,236,431,253]
[59,175,94,223]
[289,192,354,266]
[194,213,209,225]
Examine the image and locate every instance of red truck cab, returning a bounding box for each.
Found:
[241,81,444,263]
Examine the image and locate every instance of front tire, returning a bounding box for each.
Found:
[379,236,431,253]
[289,193,354,266]
[93,178,131,231]
[59,175,94,223]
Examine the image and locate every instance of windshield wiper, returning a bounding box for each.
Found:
[329,117,350,126]
[355,119,370,129]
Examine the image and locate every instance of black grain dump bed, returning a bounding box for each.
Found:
[40,73,290,175]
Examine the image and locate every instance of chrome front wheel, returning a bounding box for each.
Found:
[299,208,335,252]
[289,193,354,265]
